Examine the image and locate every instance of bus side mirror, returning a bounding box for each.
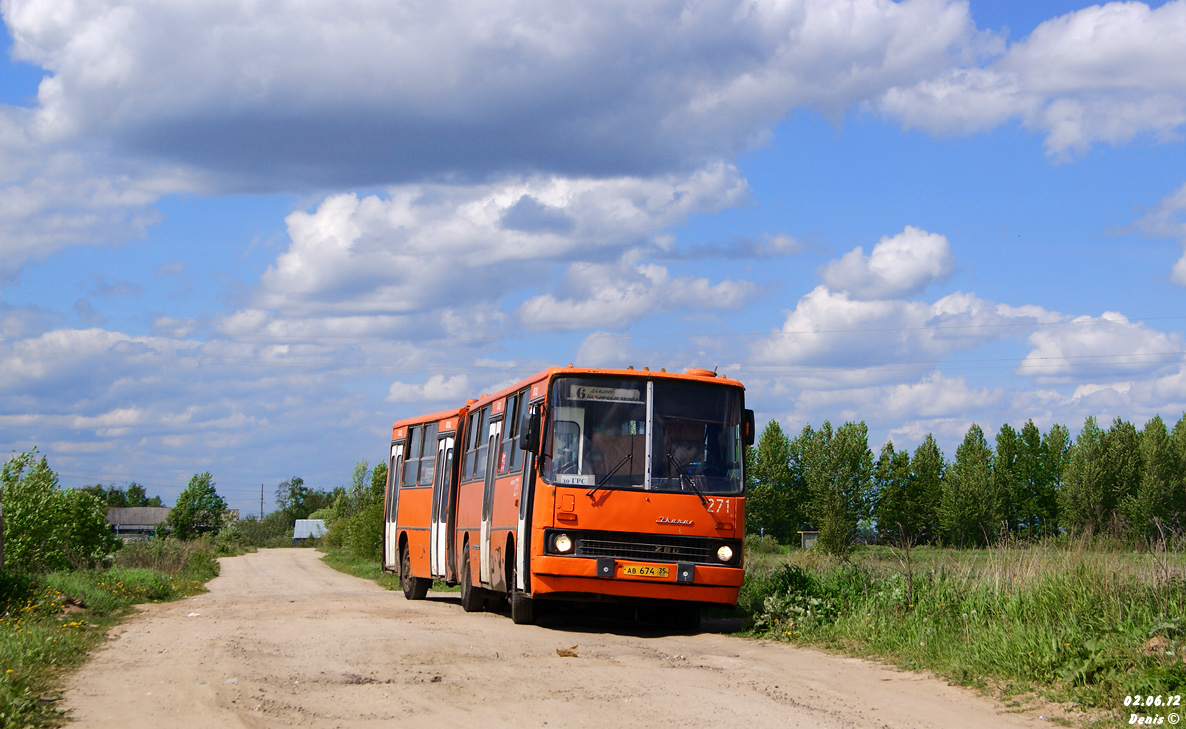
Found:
[743,409,756,446]
[522,405,542,455]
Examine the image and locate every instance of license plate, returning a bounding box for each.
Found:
[619,563,669,579]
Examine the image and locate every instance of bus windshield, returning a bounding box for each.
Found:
[542,376,743,495]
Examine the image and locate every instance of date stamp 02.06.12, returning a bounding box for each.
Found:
[1125,694,1182,724]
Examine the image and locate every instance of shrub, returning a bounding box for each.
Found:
[745,533,782,555]
[114,536,219,581]
[230,514,293,548]
[346,501,383,562]
[1,451,116,575]
[0,571,38,616]
[60,489,119,569]
[212,523,254,556]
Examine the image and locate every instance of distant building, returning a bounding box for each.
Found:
[292,519,327,544]
[107,507,171,540]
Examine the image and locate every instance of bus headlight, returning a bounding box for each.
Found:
[553,533,574,554]
[716,545,734,562]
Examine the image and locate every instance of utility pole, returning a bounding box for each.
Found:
[260,484,264,520]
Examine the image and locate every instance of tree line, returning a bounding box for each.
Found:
[746,413,1186,554]
[77,482,164,508]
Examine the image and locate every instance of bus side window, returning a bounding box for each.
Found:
[510,389,529,472]
[463,411,481,480]
[498,393,520,475]
[387,451,401,521]
[419,422,439,486]
[442,447,455,489]
[474,406,492,477]
[402,425,421,487]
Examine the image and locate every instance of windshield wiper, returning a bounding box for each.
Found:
[587,452,632,498]
[667,452,709,507]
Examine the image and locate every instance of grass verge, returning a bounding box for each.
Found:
[0,538,221,728]
[318,547,458,592]
[319,547,402,591]
[741,539,1186,726]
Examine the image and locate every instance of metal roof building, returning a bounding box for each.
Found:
[107,507,171,539]
[292,519,327,541]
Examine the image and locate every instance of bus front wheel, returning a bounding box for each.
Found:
[509,562,535,625]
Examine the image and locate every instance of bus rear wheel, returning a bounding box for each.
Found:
[400,545,430,600]
[460,549,484,613]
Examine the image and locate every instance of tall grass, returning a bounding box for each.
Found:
[114,535,222,581]
[744,539,1186,718]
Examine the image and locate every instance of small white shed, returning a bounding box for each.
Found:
[292,519,327,543]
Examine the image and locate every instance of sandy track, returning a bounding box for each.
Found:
[63,549,1054,728]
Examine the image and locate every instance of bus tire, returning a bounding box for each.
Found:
[508,557,535,624]
[460,549,484,613]
[400,545,430,601]
[510,589,535,625]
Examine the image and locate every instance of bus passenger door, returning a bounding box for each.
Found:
[429,435,453,579]
[479,419,503,587]
[384,446,402,571]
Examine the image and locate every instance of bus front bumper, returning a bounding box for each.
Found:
[530,555,743,606]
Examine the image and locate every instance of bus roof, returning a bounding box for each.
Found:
[390,406,467,441]
[463,365,745,411]
[388,366,745,437]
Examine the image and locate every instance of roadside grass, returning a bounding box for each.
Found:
[0,538,220,729]
[741,537,1186,725]
[319,547,402,592]
[319,547,458,592]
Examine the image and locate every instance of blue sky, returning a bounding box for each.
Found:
[3,0,1186,514]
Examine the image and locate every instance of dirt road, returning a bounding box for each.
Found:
[63,549,1057,728]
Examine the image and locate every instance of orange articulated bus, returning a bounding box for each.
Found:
[383,366,755,626]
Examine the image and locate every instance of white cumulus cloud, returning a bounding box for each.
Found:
[1020,312,1183,381]
[820,225,954,299]
[879,1,1186,157]
[218,164,751,338]
[518,258,759,331]
[387,374,472,403]
[754,285,1055,370]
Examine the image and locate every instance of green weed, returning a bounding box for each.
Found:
[743,542,1186,721]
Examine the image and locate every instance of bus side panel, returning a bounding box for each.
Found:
[454,479,484,581]
[395,486,433,578]
[487,471,522,592]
